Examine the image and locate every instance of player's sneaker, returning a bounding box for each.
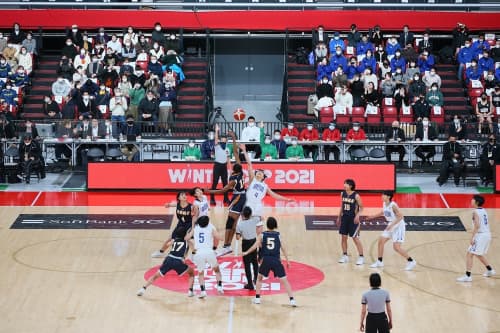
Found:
[456,275,472,282]
[188,290,195,297]
[370,260,384,268]
[290,299,297,307]
[216,285,224,294]
[483,269,496,277]
[405,260,417,271]
[215,247,232,257]
[151,250,166,258]
[137,287,146,296]
[356,256,365,265]
[252,298,261,304]
[199,291,207,298]
[338,255,349,263]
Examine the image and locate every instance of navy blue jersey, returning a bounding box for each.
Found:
[260,231,281,258]
[169,239,189,258]
[176,203,193,228]
[341,191,358,218]
[229,172,245,193]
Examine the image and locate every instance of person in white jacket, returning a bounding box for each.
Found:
[109,87,128,126]
[16,46,32,74]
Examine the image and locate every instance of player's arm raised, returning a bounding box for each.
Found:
[214,123,220,145]
[354,193,364,224]
[192,205,199,225]
[228,130,241,165]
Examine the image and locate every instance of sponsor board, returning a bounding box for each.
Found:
[144,256,324,296]
[88,162,395,191]
[305,215,466,231]
[11,214,172,230]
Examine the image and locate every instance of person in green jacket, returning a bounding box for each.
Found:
[285,137,304,159]
[128,83,146,120]
[259,121,278,160]
[425,83,444,107]
[182,138,201,160]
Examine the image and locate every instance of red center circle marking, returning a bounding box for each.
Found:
[144,256,324,296]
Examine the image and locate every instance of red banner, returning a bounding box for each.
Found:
[87,162,395,191]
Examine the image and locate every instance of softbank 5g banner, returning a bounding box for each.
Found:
[87,162,395,191]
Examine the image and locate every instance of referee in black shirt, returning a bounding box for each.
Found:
[360,273,392,333]
[210,123,230,205]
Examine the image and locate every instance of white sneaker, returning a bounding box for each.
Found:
[188,290,195,297]
[483,269,496,277]
[151,250,166,258]
[356,256,365,265]
[215,247,232,257]
[216,285,224,294]
[137,287,146,296]
[405,260,417,271]
[370,260,384,268]
[252,297,261,304]
[456,275,472,282]
[290,299,297,307]
[199,291,207,298]
[338,255,349,263]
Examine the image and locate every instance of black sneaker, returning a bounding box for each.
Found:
[210,200,216,206]
[243,284,254,290]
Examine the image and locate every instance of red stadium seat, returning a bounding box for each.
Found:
[468,81,484,98]
[351,106,365,123]
[319,106,334,123]
[365,105,381,124]
[431,106,445,124]
[382,97,395,108]
[334,105,350,124]
[399,106,414,123]
[383,106,398,124]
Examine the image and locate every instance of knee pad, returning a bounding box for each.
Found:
[226,216,235,230]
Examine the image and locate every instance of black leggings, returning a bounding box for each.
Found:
[242,238,258,286]
[366,312,389,333]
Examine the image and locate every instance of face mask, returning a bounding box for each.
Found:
[482,97,487,100]
[465,44,470,48]
[431,87,437,91]
[488,75,494,80]
[288,125,293,130]
[124,43,130,47]
[208,133,214,140]
[83,96,89,101]
[454,119,460,125]
[307,125,313,131]
[17,70,23,74]
[6,86,11,90]
[115,93,122,97]
[170,35,176,40]
[248,122,255,127]
[322,79,328,84]
[0,60,5,64]
[128,29,133,33]
[58,78,64,82]
[45,98,50,103]
[422,120,429,126]
[188,143,195,148]
[100,86,105,90]
[100,32,105,36]
[274,134,281,140]
[291,140,298,146]
[336,51,341,55]
[395,52,401,57]
[353,126,359,131]
[366,54,371,58]
[423,37,428,41]
[66,42,72,46]
[264,139,271,144]
[334,36,339,40]
[396,69,401,74]
[329,125,335,130]
[151,60,157,64]
[153,44,159,49]
[122,78,127,82]
[220,142,226,150]
[155,26,161,31]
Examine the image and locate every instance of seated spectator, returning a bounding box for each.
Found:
[394,86,410,116]
[385,37,401,61]
[409,74,426,101]
[62,38,78,61]
[491,85,500,110]
[356,35,374,61]
[80,78,99,97]
[457,39,474,82]
[392,67,408,88]
[285,137,304,160]
[0,56,11,79]
[465,59,482,84]
[346,121,367,160]
[375,47,388,67]
[118,75,132,99]
[144,74,161,96]
[103,48,118,67]
[121,40,137,62]
[43,95,61,116]
[413,93,431,121]
[72,66,88,86]
[138,90,159,129]
[322,122,341,162]
[426,83,444,107]
[0,33,8,53]
[316,76,334,98]
[95,84,111,117]
[120,114,142,162]
[316,57,332,82]
[240,116,262,159]
[476,92,493,134]
[449,115,467,141]
[135,34,151,54]
[362,67,378,90]
[280,122,299,142]
[417,50,434,74]
[128,82,145,121]
[417,31,432,54]
[414,117,438,165]
[101,65,119,89]
[478,50,494,75]
[390,50,406,73]
[17,46,32,74]
[423,67,441,89]
[95,27,110,45]
[18,134,45,183]
[334,84,353,114]
[364,82,380,112]
[110,88,128,127]
[55,120,77,161]
[402,42,418,63]
[479,134,499,186]
[131,65,146,87]
[148,55,163,78]
[328,31,344,54]
[385,120,406,165]
[332,66,348,89]
[182,138,201,160]
[491,39,500,63]
[106,34,122,56]
[258,121,278,160]
[436,135,465,186]
[78,91,98,120]
[61,95,77,119]
[149,42,165,60]
[201,130,215,160]
[496,66,500,83]
[484,71,496,96]
[271,130,287,159]
[91,42,106,61]
[88,118,105,140]
[0,82,18,106]
[57,56,74,81]
[369,25,383,48]
[0,115,16,139]
[350,75,365,107]
[347,24,361,48]
[315,94,335,116]
[330,46,347,72]
[405,60,420,82]
[74,48,90,72]
[380,73,396,98]
[360,49,376,74]
[299,123,319,160]
[378,60,391,80]
[346,57,360,82]
[123,26,138,46]
[10,65,29,87]
[119,57,134,77]
[472,33,490,59]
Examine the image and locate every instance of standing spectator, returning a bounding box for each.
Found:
[414,117,438,165]
[449,115,467,141]
[452,23,469,53]
[335,84,354,114]
[138,90,159,129]
[9,23,25,45]
[479,135,500,185]
[385,120,406,165]
[299,123,319,160]
[418,31,432,54]
[201,130,215,160]
[312,25,328,61]
[426,83,444,107]
[359,273,392,333]
[271,130,287,159]
[347,24,361,48]
[423,67,441,89]
[322,122,341,162]
[240,116,262,159]
[151,22,166,47]
[67,24,83,48]
[412,93,431,121]
[128,82,145,121]
[369,25,383,48]
[398,25,414,49]
[120,114,142,162]
[457,39,474,82]
[109,88,128,128]
[436,135,465,186]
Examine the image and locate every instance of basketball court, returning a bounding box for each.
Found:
[0,192,498,333]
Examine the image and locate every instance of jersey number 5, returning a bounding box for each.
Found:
[266,238,275,250]
[199,233,205,243]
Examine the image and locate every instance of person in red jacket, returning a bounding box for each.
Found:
[322,122,342,162]
[299,123,320,160]
[280,122,299,142]
[346,121,368,160]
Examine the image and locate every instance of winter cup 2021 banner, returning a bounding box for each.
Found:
[88,162,395,191]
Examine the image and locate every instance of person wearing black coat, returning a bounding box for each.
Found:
[414,118,438,165]
[385,120,406,165]
[436,135,465,186]
[18,135,45,183]
[479,135,500,186]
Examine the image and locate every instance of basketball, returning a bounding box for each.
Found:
[233,108,246,121]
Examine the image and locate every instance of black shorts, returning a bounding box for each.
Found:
[258,256,286,278]
[159,257,189,276]
[229,193,246,214]
[339,215,360,237]
[171,223,192,239]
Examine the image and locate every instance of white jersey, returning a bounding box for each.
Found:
[246,179,268,217]
[194,196,209,218]
[474,208,490,234]
[194,223,215,251]
[383,201,401,223]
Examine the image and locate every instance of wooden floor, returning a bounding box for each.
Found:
[1,201,499,333]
